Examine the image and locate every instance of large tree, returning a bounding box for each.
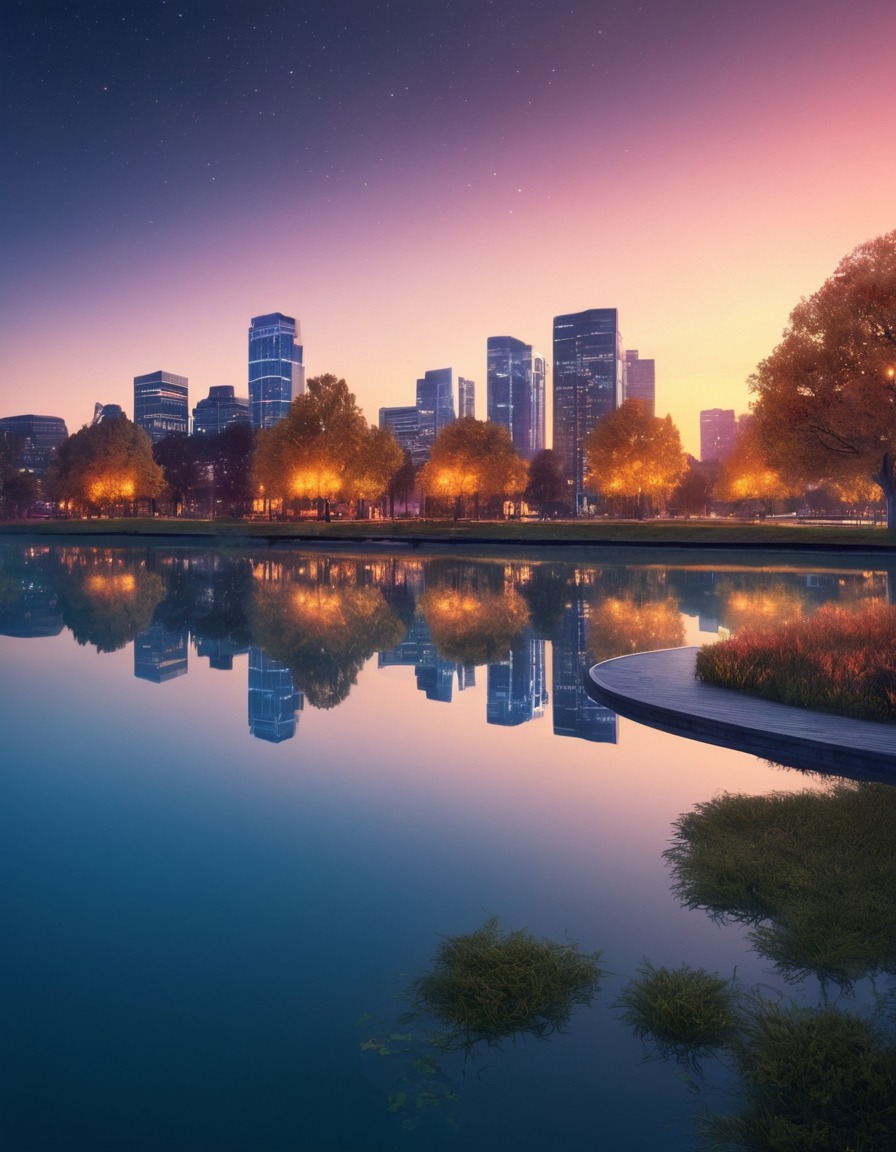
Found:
[419,417,527,519]
[713,414,798,510]
[750,230,896,530]
[585,400,687,516]
[44,415,165,515]
[252,374,400,517]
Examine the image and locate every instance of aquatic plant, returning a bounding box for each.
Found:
[695,601,896,722]
[615,960,738,1071]
[402,916,604,1055]
[699,999,896,1151]
[665,783,896,988]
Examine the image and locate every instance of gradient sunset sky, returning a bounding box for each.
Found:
[3,0,894,455]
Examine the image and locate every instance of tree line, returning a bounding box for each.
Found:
[9,230,896,527]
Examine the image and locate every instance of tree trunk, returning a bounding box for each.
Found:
[874,451,896,533]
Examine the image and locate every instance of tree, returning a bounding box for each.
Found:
[524,449,569,517]
[750,230,896,530]
[252,374,399,518]
[387,449,417,517]
[44,415,165,515]
[584,400,688,517]
[153,433,202,516]
[419,418,527,520]
[713,414,798,510]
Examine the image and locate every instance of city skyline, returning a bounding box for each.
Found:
[2,2,894,457]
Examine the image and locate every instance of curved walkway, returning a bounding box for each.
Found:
[587,647,896,781]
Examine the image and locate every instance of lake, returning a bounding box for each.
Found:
[1,539,893,1151]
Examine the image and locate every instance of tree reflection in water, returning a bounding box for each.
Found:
[49,548,164,652]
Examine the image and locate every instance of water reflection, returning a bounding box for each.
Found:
[0,543,891,752]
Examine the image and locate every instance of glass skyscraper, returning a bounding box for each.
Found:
[415,368,456,453]
[192,386,250,436]
[623,350,656,418]
[248,313,304,430]
[486,336,545,461]
[133,370,189,443]
[552,308,623,512]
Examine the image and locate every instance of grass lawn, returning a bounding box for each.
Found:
[695,602,896,723]
[1,516,894,551]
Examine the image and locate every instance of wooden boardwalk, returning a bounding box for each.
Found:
[587,647,896,781]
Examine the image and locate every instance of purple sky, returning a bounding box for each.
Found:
[2,0,895,454]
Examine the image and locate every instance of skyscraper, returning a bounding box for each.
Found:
[486,336,546,460]
[552,308,623,511]
[379,405,424,465]
[133,370,189,442]
[458,377,475,419]
[623,350,656,418]
[192,386,250,435]
[700,409,737,461]
[0,414,68,475]
[415,367,456,453]
[248,312,304,430]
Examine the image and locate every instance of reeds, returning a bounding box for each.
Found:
[695,601,896,722]
[402,916,604,1055]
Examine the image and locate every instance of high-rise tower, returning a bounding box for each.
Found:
[415,368,456,453]
[700,409,737,461]
[133,370,189,442]
[248,313,304,430]
[623,350,656,418]
[486,336,545,461]
[552,308,623,512]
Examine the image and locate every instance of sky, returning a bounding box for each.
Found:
[2,0,895,457]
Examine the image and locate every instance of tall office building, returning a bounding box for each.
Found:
[458,377,475,419]
[248,647,303,742]
[700,409,737,461]
[552,309,623,511]
[0,414,68,475]
[379,405,424,465]
[248,312,304,430]
[133,371,189,443]
[415,368,456,453]
[192,386,250,435]
[486,336,546,461]
[623,350,656,418]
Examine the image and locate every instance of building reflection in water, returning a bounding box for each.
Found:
[248,647,304,743]
[3,544,892,749]
[134,622,189,683]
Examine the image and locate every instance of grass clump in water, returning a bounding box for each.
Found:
[699,999,896,1151]
[403,916,604,1055]
[615,960,739,1071]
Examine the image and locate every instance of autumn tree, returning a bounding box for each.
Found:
[713,415,799,510]
[44,415,165,515]
[750,230,896,531]
[252,374,400,518]
[153,433,202,516]
[419,417,527,520]
[584,400,687,517]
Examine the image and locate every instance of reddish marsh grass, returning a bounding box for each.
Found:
[695,602,896,722]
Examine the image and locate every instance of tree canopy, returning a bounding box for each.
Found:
[44,415,165,513]
[713,414,798,507]
[253,374,401,514]
[584,400,687,515]
[419,417,527,519]
[750,230,896,529]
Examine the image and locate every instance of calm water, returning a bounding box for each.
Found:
[1,540,892,1151]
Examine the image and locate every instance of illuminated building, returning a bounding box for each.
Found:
[133,370,189,443]
[415,367,456,453]
[700,408,737,461]
[379,405,424,466]
[552,309,623,511]
[458,377,475,419]
[248,312,304,430]
[623,350,656,418]
[0,414,68,475]
[192,386,250,436]
[486,336,546,461]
